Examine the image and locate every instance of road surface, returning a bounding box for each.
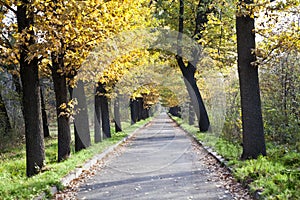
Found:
[75,113,238,199]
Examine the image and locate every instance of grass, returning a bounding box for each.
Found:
[171,115,300,200]
[0,118,152,200]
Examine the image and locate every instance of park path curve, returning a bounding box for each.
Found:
[71,113,244,200]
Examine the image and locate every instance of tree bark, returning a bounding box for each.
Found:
[169,106,181,118]
[98,83,111,139]
[69,80,91,151]
[51,54,71,162]
[94,85,102,143]
[176,60,210,131]
[40,86,50,138]
[137,97,143,121]
[142,107,149,120]
[17,1,45,177]
[236,0,266,159]
[130,98,138,124]
[188,101,195,125]
[114,96,122,132]
[140,96,149,120]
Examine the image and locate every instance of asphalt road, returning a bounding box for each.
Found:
[76,113,234,200]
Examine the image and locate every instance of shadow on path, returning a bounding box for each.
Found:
[77,113,232,200]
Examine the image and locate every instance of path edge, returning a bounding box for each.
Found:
[167,113,262,200]
[33,120,152,200]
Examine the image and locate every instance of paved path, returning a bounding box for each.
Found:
[76,113,233,199]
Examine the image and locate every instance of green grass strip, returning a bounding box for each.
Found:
[170,116,300,200]
[0,118,152,200]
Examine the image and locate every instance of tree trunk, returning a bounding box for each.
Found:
[142,107,149,119]
[178,61,210,131]
[70,80,91,151]
[40,86,50,138]
[100,94,111,139]
[176,0,210,132]
[17,1,45,177]
[98,83,111,139]
[137,97,143,121]
[0,92,11,135]
[94,85,102,143]
[169,106,181,118]
[236,0,266,159]
[114,96,122,132]
[140,96,149,120]
[188,101,195,125]
[130,98,138,124]
[51,54,71,162]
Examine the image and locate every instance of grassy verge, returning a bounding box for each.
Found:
[171,116,300,200]
[0,118,152,200]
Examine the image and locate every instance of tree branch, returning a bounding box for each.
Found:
[0,1,17,14]
[177,0,184,63]
[1,33,13,49]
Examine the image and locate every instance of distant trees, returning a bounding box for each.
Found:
[40,86,50,138]
[114,96,122,132]
[94,84,102,143]
[0,91,11,134]
[130,96,151,124]
[0,0,154,176]
[95,82,111,139]
[257,2,300,146]
[71,80,91,151]
[154,0,211,132]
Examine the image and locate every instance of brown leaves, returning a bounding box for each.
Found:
[192,143,253,200]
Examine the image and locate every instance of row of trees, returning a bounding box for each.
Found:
[153,0,266,159]
[1,0,187,177]
[0,0,154,176]
[153,0,299,158]
[1,0,299,177]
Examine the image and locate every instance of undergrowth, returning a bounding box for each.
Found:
[171,115,300,200]
[0,118,151,200]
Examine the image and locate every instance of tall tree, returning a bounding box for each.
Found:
[50,53,71,161]
[176,0,210,132]
[40,85,50,138]
[94,84,102,143]
[35,0,100,160]
[98,82,111,139]
[16,0,45,176]
[93,82,111,139]
[71,80,91,151]
[236,0,266,159]
[130,98,139,124]
[114,95,122,132]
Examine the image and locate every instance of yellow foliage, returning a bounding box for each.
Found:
[0,0,154,85]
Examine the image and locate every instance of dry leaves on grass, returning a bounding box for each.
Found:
[196,143,253,200]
